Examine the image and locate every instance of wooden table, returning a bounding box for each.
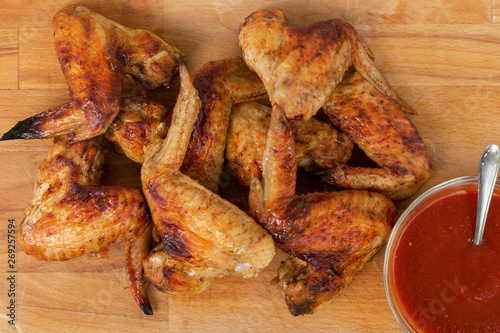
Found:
[1,0,499,332]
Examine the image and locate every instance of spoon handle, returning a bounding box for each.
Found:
[474,144,500,245]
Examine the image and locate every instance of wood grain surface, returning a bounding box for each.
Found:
[1,0,499,332]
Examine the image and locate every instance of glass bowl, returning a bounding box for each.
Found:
[383,175,500,332]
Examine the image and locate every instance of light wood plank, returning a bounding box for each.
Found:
[390,84,500,209]
[0,28,18,89]
[0,89,68,152]
[0,0,492,29]
[15,270,166,318]
[404,84,500,175]
[18,28,65,90]
[493,0,500,23]
[0,89,69,126]
[0,153,34,210]
[358,24,500,87]
[0,0,164,29]
[161,0,492,29]
[12,306,168,333]
[167,267,400,332]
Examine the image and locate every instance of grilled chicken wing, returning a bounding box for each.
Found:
[141,64,275,294]
[105,97,171,164]
[182,57,267,192]
[248,104,396,316]
[226,101,353,192]
[238,9,414,121]
[19,136,154,314]
[321,73,432,200]
[1,5,182,143]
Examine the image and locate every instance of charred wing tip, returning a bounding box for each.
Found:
[317,164,345,179]
[139,301,154,315]
[0,116,44,141]
[287,300,315,317]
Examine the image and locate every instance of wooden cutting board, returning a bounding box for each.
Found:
[1,0,500,332]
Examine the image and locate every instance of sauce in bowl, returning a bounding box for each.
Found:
[385,177,500,332]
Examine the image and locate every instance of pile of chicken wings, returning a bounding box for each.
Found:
[2,6,432,316]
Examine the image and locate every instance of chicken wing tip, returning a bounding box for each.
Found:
[287,302,315,317]
[139,301,154,315]
[0,116,44,141]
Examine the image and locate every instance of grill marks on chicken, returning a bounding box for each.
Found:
[322,73,432,200]
[141,64,275,294]
[1,5,182,143]
[248,104,396,316]
[238,9,415,122]
[182,57,267,192]
[19,136,154,314]
[226,101,353,193]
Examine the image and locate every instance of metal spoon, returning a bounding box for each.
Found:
[474,144,500,245]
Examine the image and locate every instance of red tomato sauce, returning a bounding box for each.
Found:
[394,189,500,332]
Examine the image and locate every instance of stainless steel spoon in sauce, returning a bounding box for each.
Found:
[474,144,500,245]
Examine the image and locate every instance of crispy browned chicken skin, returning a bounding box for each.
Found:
[182,57,267,192]
[19,136,153,314]
[238,9,414,121]
[226,101,353,192]
[1,5,182,143]
[141,64,275,294]
[321,73,433,200]
[105,97,171,164]
[248,104,396,316]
